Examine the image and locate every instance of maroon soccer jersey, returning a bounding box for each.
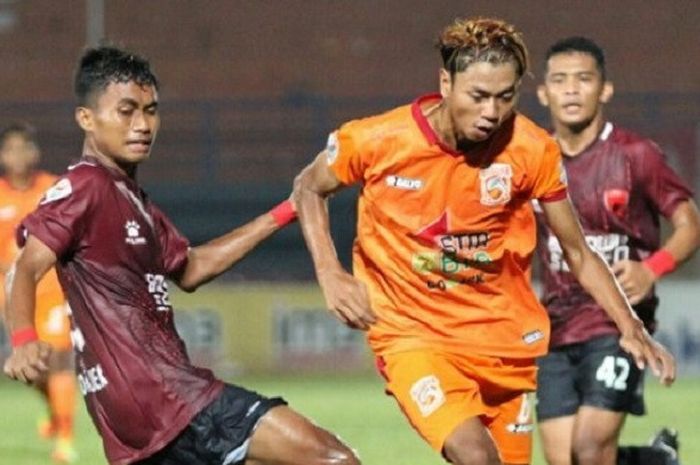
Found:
[19,157,223,465]
[535,123,693,348]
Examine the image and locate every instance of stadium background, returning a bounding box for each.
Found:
[0,1,698,463]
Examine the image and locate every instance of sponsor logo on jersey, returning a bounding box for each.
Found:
[77,363,109,395]
[0,205,17,220]
[125,220,147,245]
[385,175,423,191]
[479,163,512,206]
[522,329,544,345]
[39,178,72,204]
[410,374,445,417]
[603,188,630,219]
[325,131,339,165]
[548,233,630,271]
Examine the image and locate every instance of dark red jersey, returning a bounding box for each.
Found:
[535,123,693,348]
[19,157,223,465]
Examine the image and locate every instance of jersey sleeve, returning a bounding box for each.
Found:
[634,141,693,218]
[151,206,190,277]
[531,136,568,202]
[325,118,376,185]
[18,174,96,258]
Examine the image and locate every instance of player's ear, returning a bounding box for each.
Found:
[600,81,614,104]
[75,106,94,132]
[439,68,451,98]
[536,84,549,107]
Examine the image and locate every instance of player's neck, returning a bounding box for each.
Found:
[82,141,138,179]
[553,114,606,157]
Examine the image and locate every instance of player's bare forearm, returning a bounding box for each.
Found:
[293,152,346,276]
[662,199,700,265]
[542,198,640,332]
[5,236,57,332]
[177,212,281,292]
[570,248,641,333]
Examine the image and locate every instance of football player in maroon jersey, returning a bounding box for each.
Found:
[3,46,360,465]
[534,36,700,465]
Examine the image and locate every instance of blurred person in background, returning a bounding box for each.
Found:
[534,36,700,465]
[293,16,675,465]
[3,45,361,465]
[0,122,77,463]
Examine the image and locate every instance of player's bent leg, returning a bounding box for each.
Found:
[245,405,360,465]
[442,417,502,465]
[538,416,575,465]
[571,406,625,465]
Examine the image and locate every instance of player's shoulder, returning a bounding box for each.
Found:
[42,158,112,203]
[607,123,662,158]
[510,113,557,154]
[342,102,417,145]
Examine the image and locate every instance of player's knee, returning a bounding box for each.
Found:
[308,432,361,465]
[314,439,361,465]
[443,438,501,465]
[571,438,609,465]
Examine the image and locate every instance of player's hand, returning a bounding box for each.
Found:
[318,266,376,330]
[618,320,675,386]
[611,259,656,305]
[3,340,52,384]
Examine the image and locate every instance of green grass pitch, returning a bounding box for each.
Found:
[0,375,697,464]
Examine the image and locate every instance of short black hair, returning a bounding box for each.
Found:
[0,121,38,146]
[545,36,606,79]
[74,46,158,106]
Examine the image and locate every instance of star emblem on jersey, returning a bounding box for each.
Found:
[414,211,449,247]
[124,220,147,245]
[479,163,512,206]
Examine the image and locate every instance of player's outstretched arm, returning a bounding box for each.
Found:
[175,199,296,292]
[293,151,376,330]
[541,197,676,385]
[612,199,700,304]
[3,235,55,384]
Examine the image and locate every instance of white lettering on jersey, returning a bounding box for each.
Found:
[0,205,17,220]
[548,233,630,272]
[124,220,147,245]
[385,175,424,191]
[145,273,172,311]
[410,375,445,417]
[39,178,72,205]
[77,363,109,395]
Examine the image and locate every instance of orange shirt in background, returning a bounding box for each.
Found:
[0,171,63,304]
[327,94,567,359]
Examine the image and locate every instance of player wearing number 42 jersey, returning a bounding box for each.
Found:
[294,17,675,465]
[534,37,700,465]
[3,46,361,465]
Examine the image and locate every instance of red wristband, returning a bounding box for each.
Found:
[643,249,676,278]
[269,200,297,227]
[10,327,38,348]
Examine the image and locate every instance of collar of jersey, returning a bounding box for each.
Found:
[410,93,463,158]
[80,155,142,193]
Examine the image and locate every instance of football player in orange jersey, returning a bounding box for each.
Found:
[0,123,78,463]
[292,17,676,465]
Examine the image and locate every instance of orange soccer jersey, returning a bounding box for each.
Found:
[0,171,69,348]
[327,94,567,360]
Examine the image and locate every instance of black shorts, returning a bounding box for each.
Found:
[535,334,645,421]
[135,384,287,465]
